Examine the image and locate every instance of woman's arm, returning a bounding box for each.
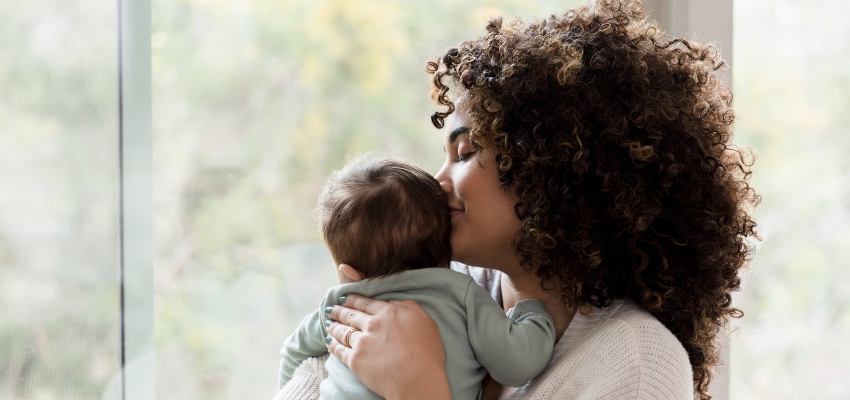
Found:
[325,294,451,400]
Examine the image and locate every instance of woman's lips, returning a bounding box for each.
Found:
[449,208,464,218]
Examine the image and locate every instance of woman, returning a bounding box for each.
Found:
[318,1,759,399]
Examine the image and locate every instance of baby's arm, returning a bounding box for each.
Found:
[278,308,329,390]
[465,282,556,387]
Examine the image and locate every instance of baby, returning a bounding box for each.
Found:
[277,156,555,400]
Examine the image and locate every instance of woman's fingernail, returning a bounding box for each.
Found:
[324,319,332,327]
[324,336,332,344]
[324,306,333,316]
[339,295,347,304]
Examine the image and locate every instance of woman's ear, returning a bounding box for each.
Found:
[338,264,366,282]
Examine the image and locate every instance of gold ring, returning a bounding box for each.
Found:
[342,328,357,347]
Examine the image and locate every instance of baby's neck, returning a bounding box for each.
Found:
[500,270,575,341]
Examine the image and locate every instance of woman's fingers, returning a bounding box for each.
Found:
[327,305,369,330]
[326,322,362,348]
[326,336,351,365]
[326,321,361,369]
[327,294,392,331]
[340,293,387,315]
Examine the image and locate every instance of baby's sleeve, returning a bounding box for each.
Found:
[278,309,329,390]
[465,282,556,387]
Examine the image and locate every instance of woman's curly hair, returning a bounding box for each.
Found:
[426,1,759,398]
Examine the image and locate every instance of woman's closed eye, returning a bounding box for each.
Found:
[455,150,476,162]
[454,135,479,162]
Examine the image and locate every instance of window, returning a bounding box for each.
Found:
[0,1,123,399]
[2,1,847,399]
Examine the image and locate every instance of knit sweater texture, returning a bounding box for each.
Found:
[504,299,693,399]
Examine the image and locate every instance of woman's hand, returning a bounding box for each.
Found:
[326,294,451,400]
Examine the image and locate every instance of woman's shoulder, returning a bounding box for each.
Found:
[575,300,691,369]
[579,300,684,344]
[509,300,693,400]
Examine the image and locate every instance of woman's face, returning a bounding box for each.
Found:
[434,104,523,271]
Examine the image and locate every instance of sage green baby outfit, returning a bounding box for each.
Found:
[278,268,555,400]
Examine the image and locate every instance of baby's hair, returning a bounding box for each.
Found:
[315,156,451,278]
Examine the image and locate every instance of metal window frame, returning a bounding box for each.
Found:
[118,0,153,398]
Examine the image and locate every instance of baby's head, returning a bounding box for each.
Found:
[315,156,451,282]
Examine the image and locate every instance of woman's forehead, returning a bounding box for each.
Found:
[444,102,470,129]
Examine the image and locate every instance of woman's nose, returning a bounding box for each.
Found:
[435,165,452,193]
[439,179,452,194]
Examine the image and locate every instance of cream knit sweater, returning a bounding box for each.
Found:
[503,299,693,399]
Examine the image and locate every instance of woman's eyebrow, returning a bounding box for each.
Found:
[449,127,470,145]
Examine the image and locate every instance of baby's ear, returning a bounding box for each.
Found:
[338,264,366,282]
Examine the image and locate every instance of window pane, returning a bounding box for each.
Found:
[0,1,122,399]
[733,0,850,398]
[152,1,580,397]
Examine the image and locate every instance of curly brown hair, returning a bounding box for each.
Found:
[426,1,759,398]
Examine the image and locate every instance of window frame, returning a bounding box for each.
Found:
[119,0,154,398]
